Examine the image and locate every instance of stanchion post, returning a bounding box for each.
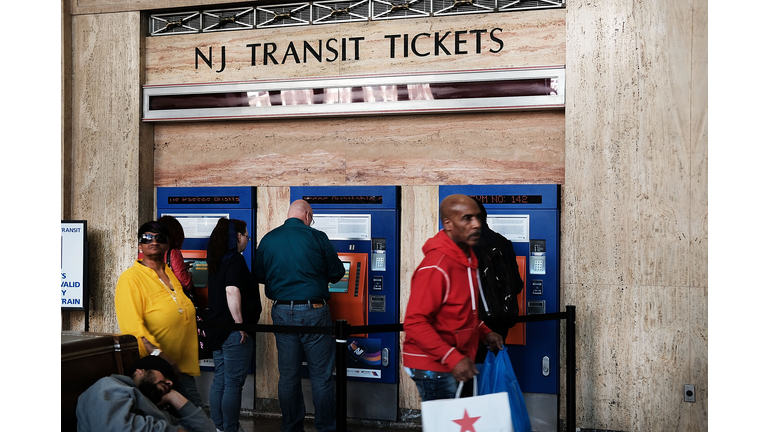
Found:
[566,305,576,432]
[335,319,349,432]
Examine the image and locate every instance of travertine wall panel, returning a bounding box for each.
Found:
[563,0,693,288]
[686,286,708,431]
[344,111,565,185]
[65,11,153,333]
[253,187,291,400]
[632,0,691,289]
[154,111,564,186]
[562,284,638,429]
[144,11,564,85]
[398,186,439,411]
[563,0,707,430]
[154,121,347,186]
[634,286,691,431]
[562,284,706,431]
[690,0,708,290]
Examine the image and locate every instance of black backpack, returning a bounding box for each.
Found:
[476,232,524,331]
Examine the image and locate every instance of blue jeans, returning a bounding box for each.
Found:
[405,367,458,402]
[272,303,335,432]
[210,331,254,432]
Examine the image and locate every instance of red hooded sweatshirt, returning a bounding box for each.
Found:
[402,230,492,373]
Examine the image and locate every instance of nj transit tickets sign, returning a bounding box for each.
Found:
[61,221,87,310]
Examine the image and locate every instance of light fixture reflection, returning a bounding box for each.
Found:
[407,84,434,101]
[323,87,353,104]
[247,91,272,107]
[281,89,314,105]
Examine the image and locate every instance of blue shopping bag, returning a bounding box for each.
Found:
[478,346,532,432]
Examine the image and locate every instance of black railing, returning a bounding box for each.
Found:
[198,304,576,432]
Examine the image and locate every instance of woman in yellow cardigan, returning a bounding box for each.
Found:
[115,220,204,408]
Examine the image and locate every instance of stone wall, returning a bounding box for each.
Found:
[562,0,707,429]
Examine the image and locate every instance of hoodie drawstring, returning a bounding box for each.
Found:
[467,267,476,311]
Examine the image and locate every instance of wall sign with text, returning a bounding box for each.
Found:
[61,221,88,310]
[144,11,566,86]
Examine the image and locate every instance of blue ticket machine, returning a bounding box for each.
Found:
[156,186,257,407]
[439,184,560,431]
[290,186,400,421]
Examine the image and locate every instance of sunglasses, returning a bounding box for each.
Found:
[140,233,169,244]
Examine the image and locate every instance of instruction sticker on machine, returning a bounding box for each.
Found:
[313,214,371,240]
[162,213,228,238]
[487,215,529,242]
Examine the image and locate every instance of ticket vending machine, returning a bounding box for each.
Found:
[290,186,400,421]
[439,184,560,432]
[156,186,257,408]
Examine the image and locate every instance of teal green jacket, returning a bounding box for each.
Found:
[255,218,345,301]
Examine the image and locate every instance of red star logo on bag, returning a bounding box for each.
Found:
[452,408,481,432]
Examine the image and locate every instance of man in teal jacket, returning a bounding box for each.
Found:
[255,199,345,432]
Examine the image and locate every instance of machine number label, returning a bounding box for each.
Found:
[469,194,542,204]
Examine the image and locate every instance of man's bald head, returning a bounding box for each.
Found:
[440,194,479,222]
[440,194,482,254]
[287,199,314,226]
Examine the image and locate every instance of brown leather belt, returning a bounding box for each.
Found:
[274,299,327,308]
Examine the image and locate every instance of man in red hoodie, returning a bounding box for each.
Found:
[403,194,505,401]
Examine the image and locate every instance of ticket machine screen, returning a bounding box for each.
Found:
[329,262,351,293]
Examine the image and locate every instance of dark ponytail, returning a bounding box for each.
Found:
[207,218,247,275]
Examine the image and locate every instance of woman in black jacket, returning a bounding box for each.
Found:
[206,218,261,432]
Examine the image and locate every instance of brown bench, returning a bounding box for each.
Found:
[61,331,140,432]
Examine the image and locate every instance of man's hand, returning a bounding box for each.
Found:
[485,332,505,353]
[451,357,479,383]
[160,389,189,411]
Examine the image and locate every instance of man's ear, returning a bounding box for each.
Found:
[130,368,144,385]
[442,218,453,232]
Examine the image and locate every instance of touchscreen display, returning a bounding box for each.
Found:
[329,262,351,293]
[188,259,209,288]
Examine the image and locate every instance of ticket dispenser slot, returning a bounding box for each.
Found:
[329,253,368,337]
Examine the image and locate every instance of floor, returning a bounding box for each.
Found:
[233,412,422,432]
